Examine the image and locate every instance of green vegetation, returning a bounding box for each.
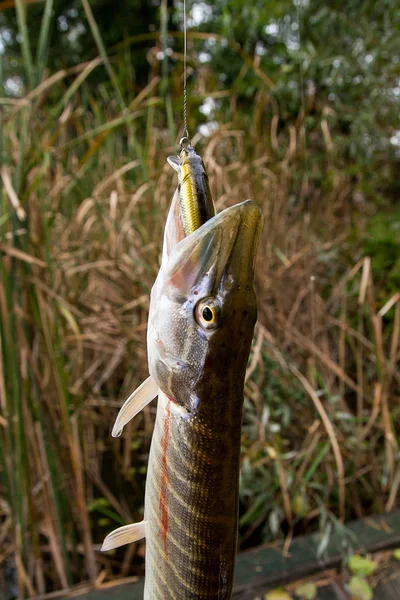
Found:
[0,0,399,597]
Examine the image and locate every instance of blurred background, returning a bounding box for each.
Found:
[0,0,399,597]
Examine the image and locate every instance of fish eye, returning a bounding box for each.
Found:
[194,297,220,330]
[202,306,213,321]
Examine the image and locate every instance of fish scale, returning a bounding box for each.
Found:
[144,391,241,599]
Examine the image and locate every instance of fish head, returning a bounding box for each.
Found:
[148,200,263,414]
[167,144,204,179]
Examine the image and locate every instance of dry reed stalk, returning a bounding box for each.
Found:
[285,325,363,396]
[338,291,346,409]
[360,383,382,442]
[293,427,321,489]
[1,166,27,221]
[70,417,98,581]
[245,325,264,383]
[35,423,69,589]
[289,365,346,523]
[275,453,293,529]
[387,299,400,387]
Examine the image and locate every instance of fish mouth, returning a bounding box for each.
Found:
[221,200,263,285]
[165,201,263,295]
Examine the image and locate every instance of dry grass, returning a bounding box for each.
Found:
[0,8,399,598]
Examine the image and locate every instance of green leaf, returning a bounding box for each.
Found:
[348,576,373,600]
[393,549,400,561]
[292,492,310,518]
[87,497,110,511]
[295,582,317,599]
[348,555,378,576]
[264,589,292,600]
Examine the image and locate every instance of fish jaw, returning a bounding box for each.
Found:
[147,200,263,413]
[161,189,185,265]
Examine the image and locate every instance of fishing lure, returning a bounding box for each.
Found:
[167,139,215,236]
[102,191,262,599]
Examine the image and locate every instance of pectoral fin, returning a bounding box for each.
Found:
[112,376,158,437]
[101,520,147,551]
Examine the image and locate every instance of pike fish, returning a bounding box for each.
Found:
[102,156,262,598]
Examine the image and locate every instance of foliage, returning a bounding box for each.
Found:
[364,210,400,295]
[294,582,317,600]
[348,555,378,577]
[0,0,164,85]
[265,590,292,600]
[348,576,373,600]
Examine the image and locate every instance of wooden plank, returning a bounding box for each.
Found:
[232,509,400,598]
[315,585,343,600]
[72,582,144,600]
[72,510,400,600]
[235,580,345,600]
[373,566,400,600]
[70,580,345,600]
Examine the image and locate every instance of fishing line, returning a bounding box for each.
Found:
[296,1,316,341]
[295,0,309,188]
[181,0,190,147]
